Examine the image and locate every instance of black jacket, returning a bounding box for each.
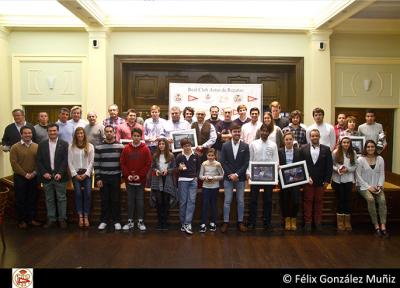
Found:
[300,144,333,187]
[36,139,69,182]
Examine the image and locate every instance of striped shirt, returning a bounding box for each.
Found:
[94,141,124,180]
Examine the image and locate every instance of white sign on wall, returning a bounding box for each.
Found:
[169,83,263,119]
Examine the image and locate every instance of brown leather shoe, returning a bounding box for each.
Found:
[238,223,248,232]
[18,222,28,229]
[220,223,229,233]
[30,220,42,227]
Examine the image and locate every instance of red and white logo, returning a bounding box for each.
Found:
[12,268,33,288]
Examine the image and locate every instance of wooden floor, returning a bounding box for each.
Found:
[1,221,400,268]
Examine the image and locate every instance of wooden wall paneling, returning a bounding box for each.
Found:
[227,75,250,84]
[24,105,74,125]
[114,55,304,120]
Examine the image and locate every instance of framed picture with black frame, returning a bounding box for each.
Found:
[341,136,365,156]
[170,129,198,153]
[249,162,278,185]
[279,160,310,189]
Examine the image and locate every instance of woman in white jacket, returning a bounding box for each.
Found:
[68,127,95,228]
[356,140,388,237]
[332,136,357,231]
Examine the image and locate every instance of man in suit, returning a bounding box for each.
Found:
[300,129,333,232]
[2,109,36,151]
[220,123,249,233]
[36,123,69,229]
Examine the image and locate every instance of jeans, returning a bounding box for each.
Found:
[99,175,121,224]
[126,184,144,220]
[178,179,198,225]
[332,181,353,214]
[201,187,218,224]
[359,189,387,225]
[72,176,92,216]
[13,174,38,223]
[248,185,273,226]
[42,179,67,221]
[223,180,245,223]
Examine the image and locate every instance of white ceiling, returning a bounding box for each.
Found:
[0,0,399,33]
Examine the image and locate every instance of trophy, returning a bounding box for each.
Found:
[376,131,386,154]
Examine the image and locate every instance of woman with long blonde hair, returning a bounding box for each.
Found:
[68,127,95,228]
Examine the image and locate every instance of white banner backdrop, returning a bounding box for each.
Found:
[169,83,263,119]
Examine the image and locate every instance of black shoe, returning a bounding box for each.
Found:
[263,224,273,232]
[43,220,55,229]
[375,228,382,237]
[59,220,67,229]
[156,223,163,231]
[304,223,312,232]
[381,229,389,238]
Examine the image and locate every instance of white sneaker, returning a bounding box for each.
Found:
[137,220,146,231]
[184,224,193,235]
[98,222,107,230]
[114,223,122,231]
[123,219,134,231]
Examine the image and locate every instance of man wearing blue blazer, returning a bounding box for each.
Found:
[220,123,249,233]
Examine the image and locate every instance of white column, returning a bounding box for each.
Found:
[393,109,400,174]
[0,26,12,177]
[85,28,109,122]
[305,30,333,125]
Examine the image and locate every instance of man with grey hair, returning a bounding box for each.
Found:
[165,106,190,141]
[103,104,125,130]
[191,108,217,161]
[84,111,105,147]
[68,106,88,130]
[2,109,36,151]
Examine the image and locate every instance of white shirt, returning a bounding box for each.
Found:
[356,156,385,191]
[231,139,241,160]
[68,143,95,177]
[306,122,336,151]
[49,138,58,171]
[158,154,168,172]
[310,144,320,164]
[247,138,278,175]
[165,119,191,138]
[241,121,262,144]
[285,147,294,164]
[332,150,357,184]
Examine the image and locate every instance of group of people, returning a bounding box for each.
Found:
[1,101,389,237]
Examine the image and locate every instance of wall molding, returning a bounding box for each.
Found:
[12,55,87,109]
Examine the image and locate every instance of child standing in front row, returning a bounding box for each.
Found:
[176,138,200,235]
[199,148,224,233]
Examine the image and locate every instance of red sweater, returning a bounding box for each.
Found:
[120,142,152,186]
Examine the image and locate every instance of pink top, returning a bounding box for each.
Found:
[116,122,144,142]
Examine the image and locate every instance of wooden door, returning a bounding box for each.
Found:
[115,56,304,120]
[24,105,75,125]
